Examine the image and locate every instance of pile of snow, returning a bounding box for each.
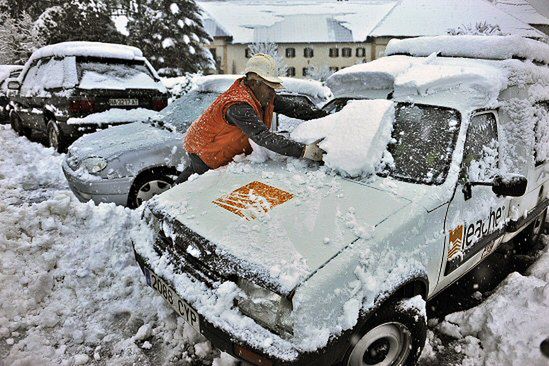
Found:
[0,125,232,365]
[292,100,394,177]
[386,35,549,64]
[435,235,549,366]
[66,108,160,125]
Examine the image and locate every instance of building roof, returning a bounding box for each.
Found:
[369,0,546,38]
[492,0,549,26]
[198,1,397,43]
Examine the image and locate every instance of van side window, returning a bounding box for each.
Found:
[463,112,499,181]
[534,102,549,166]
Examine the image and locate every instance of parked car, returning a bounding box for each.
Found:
[0,65,23,123]
[8,41,168,151]
[132,36,549,366]
[63,75,332,208]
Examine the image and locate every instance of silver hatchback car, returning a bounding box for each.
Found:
[62,75,332,207]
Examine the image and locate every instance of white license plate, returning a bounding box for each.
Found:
[143,267,201,333]
[109,98,138,106]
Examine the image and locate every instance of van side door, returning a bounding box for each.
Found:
[437,110,508,290]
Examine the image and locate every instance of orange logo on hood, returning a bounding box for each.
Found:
[213,181,293,220]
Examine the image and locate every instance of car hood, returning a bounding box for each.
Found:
[68,121,181,161]
[147,163,412,295]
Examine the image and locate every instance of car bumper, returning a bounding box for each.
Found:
[62,160,133,206]
[132,246,347,366]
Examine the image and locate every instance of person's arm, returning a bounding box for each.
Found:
[226,103,305,158]
[274,94,329,121]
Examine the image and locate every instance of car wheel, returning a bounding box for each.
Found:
[128,168,176,209]
[343,299,426,366]
[515,208,547,253]
[10,113,27,136]
[47,120,67,153]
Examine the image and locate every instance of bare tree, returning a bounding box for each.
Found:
[0,11,43,64]
[247,42,288,76]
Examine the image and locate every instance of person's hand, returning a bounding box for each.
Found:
[302,142,325,162]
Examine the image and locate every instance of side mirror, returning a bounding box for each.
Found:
[491,175,527,197]
[7,79,20,90]
[462,174,527,200]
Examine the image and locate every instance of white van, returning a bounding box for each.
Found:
[132,35,548,366]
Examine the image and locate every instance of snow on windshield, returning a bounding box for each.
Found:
[291,100,394,177]
[66,108,159,125]
[78,60,166,91]
[158,90,219,131]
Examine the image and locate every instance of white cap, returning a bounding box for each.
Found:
[244,53,283,84]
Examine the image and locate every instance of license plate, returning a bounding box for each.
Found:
[143,267,201,333]
[109,98,138,106]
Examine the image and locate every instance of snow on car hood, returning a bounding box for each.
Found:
[147,161,411,295]
[68,121,180,161]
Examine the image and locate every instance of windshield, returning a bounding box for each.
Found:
[379,103,461,185]
[77,58,159,90]
[158,91,219,132]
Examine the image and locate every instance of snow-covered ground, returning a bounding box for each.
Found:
[1,125,548,365]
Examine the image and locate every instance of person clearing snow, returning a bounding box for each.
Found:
[175,53,328,183]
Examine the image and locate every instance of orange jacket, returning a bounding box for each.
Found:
[184,78,274,169]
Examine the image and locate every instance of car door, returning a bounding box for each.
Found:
[437,110,508,289]
[18,58,46,131]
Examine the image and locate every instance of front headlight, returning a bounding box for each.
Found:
[81,157,107,174]
[237,278,293,338]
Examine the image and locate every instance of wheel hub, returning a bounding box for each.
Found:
[347,322,411,366]
[135,179,172,206]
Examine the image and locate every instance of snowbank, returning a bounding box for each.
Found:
[66,108,159,125]
[291,100,394,177]
[386,35,549,64]
[0,125,225,365]
[437,236,549,366]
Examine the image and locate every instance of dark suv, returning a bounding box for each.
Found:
[8,42,169,151]
[0,65,23,124]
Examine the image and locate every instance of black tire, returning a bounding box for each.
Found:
[47,120,68,153]
[515,208,547,253]
[10,113,28,137]
[127,168,176,209]
[341,298,427,366]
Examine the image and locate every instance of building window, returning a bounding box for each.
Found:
[342,47,352,58]
[329,66,339,73]
[356,47,366,57]
[303,47,314,58]
[245,48,252,58]
[329,48,339,58]
[302,67,310,77]
[286,67,296,77]
[286,48,295,58]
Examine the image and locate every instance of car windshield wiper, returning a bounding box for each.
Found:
[145,118,176,132]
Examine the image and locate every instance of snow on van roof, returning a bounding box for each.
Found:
[386,35,549,64]
[369,0,545,38]
[326,55,424,97]
[29,42,143,63]
[196,75,332,102]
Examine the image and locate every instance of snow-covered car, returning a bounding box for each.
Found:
[0,65,23,124]
[63,75,332,208]
[8,41,168,152]
[132,35,548,366]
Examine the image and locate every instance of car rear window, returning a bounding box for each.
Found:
[158,90,219,132]
[378,103,461,185]
[77,58,161,91]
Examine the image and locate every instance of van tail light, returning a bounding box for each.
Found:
[152,97,168,111]
[69,98,96,114]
